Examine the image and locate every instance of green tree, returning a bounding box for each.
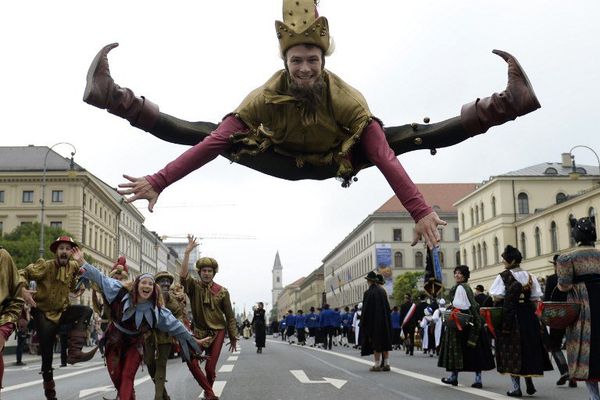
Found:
[392,271,424,306]
[0,222,74,269]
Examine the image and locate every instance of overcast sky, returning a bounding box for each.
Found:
[2,1,599,315]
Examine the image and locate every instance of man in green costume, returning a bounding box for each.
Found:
[84,0,540,251]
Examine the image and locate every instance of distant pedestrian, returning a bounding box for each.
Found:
[305,307,320,347]
[285,310,296,344]
[319,304,337,350]
[400,294,416,356]
[251,302,266,353]
[360,271,392,371]
[295,310,306,345]
[390,306,402,350]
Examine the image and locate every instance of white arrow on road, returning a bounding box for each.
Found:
[290,370,347,389]
[79,374,152,398]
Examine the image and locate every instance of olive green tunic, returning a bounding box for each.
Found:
[0,248,25,327]
[153,291,184,345]
[232,69,375,180]
[181,275,237,347]
[19,258,80,323]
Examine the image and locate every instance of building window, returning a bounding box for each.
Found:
[477,243,482,268]
[0,190,4,203]
[438,228,444,242]
[475,205,480,225]
[277,277,280,283]
[520,232,527,259]
[439,251,445,267]
[556,192,567,204]
[0,221,3,236]
[550,221,558,252]
[21,221,32,226]
[494,237,500,264]
[51,190,63,203]
[483,242,488,266]
[492,196,497,217]
[22,190,34,203]
[568,214,576,247]
[472,246,477,268]
[394,252,403,268]
[50,221,62,229]
[456,251,461,266]
[461,213,465,231]
[481,202,485,221]
[393,229,402,241]
[535,227,541,256]
[470,208,474,227]
[415,252,424,268]
[590,207,596,219]
[517,193,529,214]
[454,227,459,241]
[462,249,467,265]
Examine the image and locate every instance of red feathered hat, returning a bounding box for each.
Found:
[49,236,78,253]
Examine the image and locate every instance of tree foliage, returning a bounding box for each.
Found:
[392,271,424,306]
[0,222,74,269]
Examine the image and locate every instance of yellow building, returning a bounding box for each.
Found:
[456,153,599,290]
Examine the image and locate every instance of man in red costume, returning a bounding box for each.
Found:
[83,0,540,251]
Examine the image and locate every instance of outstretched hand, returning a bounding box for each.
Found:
[20,287,37,308]
[117,174,160,212]
[185,234,199,255]
[412,211,447,249]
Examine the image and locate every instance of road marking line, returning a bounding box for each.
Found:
[227,356,238,361]
[2,365,105,392]
[290,369,347,389]
[199,381,226,398]
[218,364,234,372]
[268,339,509,400]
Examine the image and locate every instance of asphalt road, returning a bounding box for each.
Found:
[0,337,588,399]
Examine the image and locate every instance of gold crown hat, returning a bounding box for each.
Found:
[276,0,333,57]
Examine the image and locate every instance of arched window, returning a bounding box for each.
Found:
[483,242,488,266]
[456,251,461,266]
[481,202,485,222]
[477,243,482,268]
[394,251,403,268]
[470,208,474,227]
[461,213,465,231]
[463,249,467,265]
[535,227,542,256]
[415,252,424,268]
[494,237,500,264]
[475,205,480,225]
[520,232,527,259]
[439,251,445,267]
[518,193,529,214]
[556,192,567,204]
[550,221,559,252]
[472,246,477,268]
[492,196,497,217]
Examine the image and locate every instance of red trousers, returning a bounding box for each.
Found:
[105,344,142,400]
[187,330,225,398]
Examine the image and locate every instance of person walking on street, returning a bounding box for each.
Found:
[490,245,552,397]
[19,237,98,400]
[0,247,25,393]
[181,235,238,400]
[400,294,416,356]
[251,302,266,353]
[319,304,336,350]
[360,271,393,371]
[557,216,600,400]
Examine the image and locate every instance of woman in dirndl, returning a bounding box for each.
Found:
[557,216,600,400]
[438,265,495,388]
[491,245,552,397]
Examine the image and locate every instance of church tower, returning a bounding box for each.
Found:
[272,251,283,308]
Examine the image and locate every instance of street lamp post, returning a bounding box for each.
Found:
[569,145,600,181]
[39,143,77,258]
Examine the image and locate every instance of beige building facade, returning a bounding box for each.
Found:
[456,154,599,290]
[275,277,305,319]
[323,183,477,309]
[298,265,324,312]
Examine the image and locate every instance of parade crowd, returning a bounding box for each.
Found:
[265,216,600,400]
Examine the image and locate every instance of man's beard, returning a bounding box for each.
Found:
[289,76,325,126]
[57,254,69,266]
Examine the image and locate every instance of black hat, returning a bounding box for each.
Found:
[376,274,385,285]
[475,284,485,292]
[570,216,597,245]
[549,254,560,265]
[365,271,378,282]
[501,245,522,266]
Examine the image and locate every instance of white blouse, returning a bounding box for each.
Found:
[451,285,471,310]
[489,267,543,300]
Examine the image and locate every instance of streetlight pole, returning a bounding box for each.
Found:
[39,143,77,258]
[569,145,600,180]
